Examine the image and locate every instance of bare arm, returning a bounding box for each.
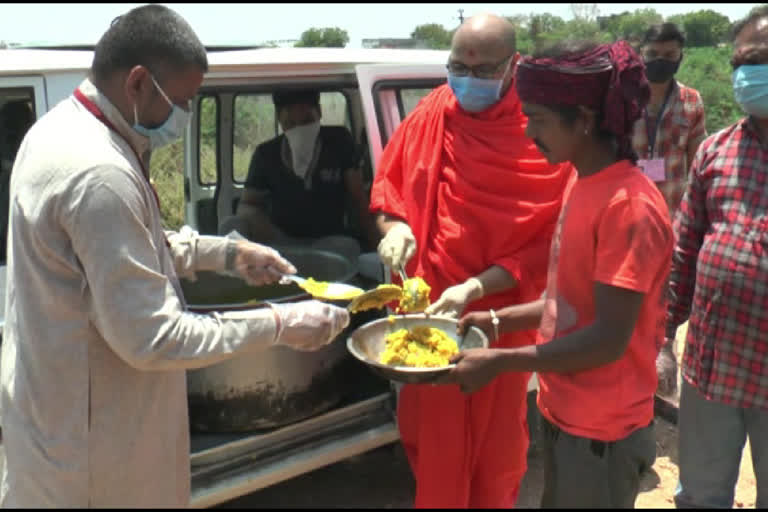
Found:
[457,297,544,342]
[375,211,408,237]
[496,283,644,373]
[497,298,545,333]
[445,283,645,392]
[236,188,289,242]
[474,264,518,297]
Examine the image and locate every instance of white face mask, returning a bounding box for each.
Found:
[284,121,320,178]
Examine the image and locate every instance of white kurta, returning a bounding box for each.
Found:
[0,79,283,507]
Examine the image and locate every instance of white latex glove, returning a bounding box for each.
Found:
[229,241,297,287]
[377,222,416,269]
[268,300,351,351]
[424,278,484,319]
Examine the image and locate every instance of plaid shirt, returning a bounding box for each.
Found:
[667,117,768,410]
[632,81,707,214]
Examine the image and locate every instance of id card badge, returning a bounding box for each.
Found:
[637,158,666,182]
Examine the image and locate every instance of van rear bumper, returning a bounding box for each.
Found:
[190,393,398,508]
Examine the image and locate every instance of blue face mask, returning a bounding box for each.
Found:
[133,74,192,150]
[447,72,504,113]
[733,64,768,118]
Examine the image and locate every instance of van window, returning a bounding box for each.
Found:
[0,88,36,263]
[198,95,218,186]
[232,91,352,183]
[369,81,443,148]
[0,89,35,171]
[401,88,436,117]
[232,93,276,184]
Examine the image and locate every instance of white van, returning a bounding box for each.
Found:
[0,46,538,507]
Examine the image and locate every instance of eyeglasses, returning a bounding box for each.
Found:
[446,55,513,79]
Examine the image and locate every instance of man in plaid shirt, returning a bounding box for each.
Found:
[666,7,768,508]
[631,22,708,397]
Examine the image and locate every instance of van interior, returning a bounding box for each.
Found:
[0,90,35,263]
[189,80,437,240]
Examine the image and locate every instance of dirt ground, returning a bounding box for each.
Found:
[516,320,758,509]
[516,416,757,508]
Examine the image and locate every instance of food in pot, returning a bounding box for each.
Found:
[380,325,459,367]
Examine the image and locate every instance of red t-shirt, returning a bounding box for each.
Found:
[537,159,673,442]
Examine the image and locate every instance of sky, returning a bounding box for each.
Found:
[0,3,761,48]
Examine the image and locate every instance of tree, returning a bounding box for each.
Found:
[411,23,453,50]
[598,11,630,35]
[666,14,687,31]
[616,8,663,42]
[570,3,600,22]
[505,14,530,29]
[529,13,566,41]
[294,27,349,48]
[670,9,731,47]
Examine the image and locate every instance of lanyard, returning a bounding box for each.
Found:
[73,88,162,210]
[74,88,169,247]
[644,82,675,158]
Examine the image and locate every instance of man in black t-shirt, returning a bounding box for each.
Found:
[219,89,377,264]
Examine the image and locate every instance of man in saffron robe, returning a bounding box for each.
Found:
[369,13,575,508]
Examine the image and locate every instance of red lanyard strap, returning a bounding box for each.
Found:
[74,88,169,247]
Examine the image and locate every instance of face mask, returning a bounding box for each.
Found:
[284,120,320,178]
[447,72,505,113]
[733,64,768,118]
[133,74,192,150]
[644,58,681,84]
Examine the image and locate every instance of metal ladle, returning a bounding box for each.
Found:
[346,284,403,313]
[398,264,424,311]
[280,274,364,301]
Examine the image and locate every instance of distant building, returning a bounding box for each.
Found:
[362,38,428,49]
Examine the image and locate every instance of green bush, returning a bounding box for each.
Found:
[150,140,185,231]
[676,46,743,134]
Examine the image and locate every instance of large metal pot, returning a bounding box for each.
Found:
[183,247,364,433]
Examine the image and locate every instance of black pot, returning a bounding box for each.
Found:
[183,247,372,432]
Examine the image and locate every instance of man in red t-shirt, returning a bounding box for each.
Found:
[444,39,674,508]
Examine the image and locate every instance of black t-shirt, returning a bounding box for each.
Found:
[244,126,357,239]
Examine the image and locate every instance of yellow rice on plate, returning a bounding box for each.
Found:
[380,325,459,368]
[298,277,363,300]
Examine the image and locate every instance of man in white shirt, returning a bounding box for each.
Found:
[0,4,349,507]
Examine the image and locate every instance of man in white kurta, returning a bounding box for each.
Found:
[0,5,350,508]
